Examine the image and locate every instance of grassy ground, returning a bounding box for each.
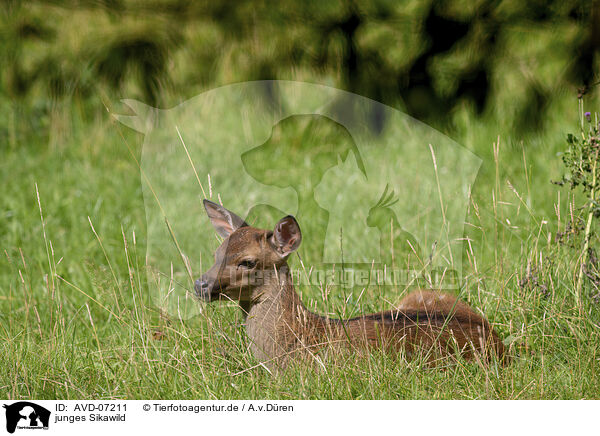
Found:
[2,91,600,399]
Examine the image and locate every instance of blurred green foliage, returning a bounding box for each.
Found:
[0,0,597,134]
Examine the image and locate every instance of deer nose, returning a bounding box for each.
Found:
[194,279,209,298]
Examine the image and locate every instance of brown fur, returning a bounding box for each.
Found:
[197,201,507,371]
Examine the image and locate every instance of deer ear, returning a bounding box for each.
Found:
[203,199,248,238]
[271,215,302,258]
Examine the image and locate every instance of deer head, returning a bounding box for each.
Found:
[195,200,302,303]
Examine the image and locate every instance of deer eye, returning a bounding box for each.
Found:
[238,259,257,269]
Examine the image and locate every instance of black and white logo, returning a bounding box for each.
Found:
[3,402,50,434]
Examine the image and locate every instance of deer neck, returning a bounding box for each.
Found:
[242,264,326,365]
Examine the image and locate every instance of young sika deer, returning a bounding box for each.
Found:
[195,200,507,370]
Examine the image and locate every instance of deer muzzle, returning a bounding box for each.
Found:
[194,278,212,301]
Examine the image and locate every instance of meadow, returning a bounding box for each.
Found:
[1,1,600,400]
[2,86,600,399]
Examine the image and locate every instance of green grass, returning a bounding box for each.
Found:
[2,92,600,399]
